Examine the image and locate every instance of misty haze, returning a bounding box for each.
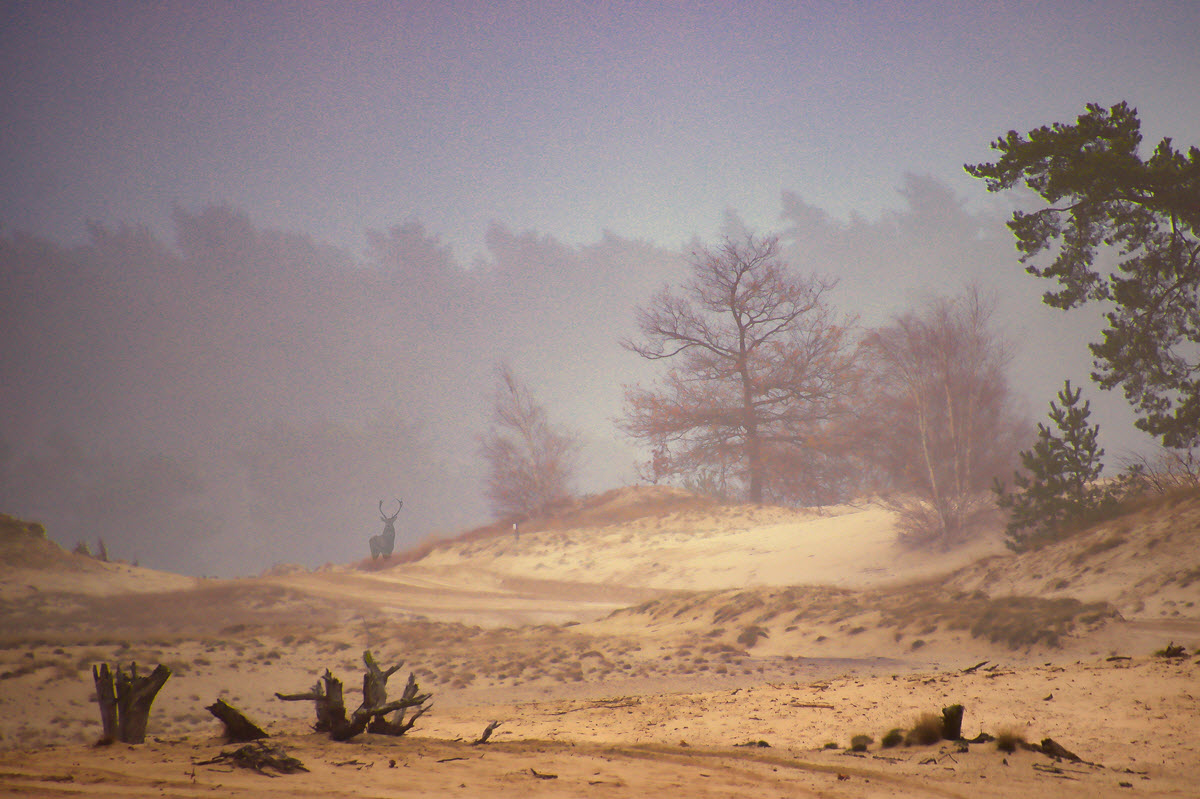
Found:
[2,5,1199,796]
[1,192,1156,575]
[3,4,1190,575]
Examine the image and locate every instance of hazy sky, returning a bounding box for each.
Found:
[2,2,1198,576]
[6,1,1197,256]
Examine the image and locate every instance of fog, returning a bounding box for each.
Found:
[0,181,1154,576]
[2,2,1193,575]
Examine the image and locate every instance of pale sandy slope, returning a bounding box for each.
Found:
[2,491,1199,799]
[261,494,1005,630]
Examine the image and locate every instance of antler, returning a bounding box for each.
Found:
[379,498,403,521]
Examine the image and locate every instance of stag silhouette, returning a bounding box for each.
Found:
[370,499,403,559]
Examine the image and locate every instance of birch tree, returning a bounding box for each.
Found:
[861,290,1025,547]
[479,363,579,518]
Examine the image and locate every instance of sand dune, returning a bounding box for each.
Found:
[1,491,1198,798]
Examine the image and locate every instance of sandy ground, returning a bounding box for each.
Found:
[1,491,1198,797]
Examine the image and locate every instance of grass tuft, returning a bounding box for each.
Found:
[905,713,943,746]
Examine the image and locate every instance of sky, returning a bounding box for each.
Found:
[2,1,1198,576]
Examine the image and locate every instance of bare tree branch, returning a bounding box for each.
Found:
[620,233,857,504]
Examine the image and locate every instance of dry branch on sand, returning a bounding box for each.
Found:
[206,699,269,742]
[195,741,307,775]
[472,720,502,745]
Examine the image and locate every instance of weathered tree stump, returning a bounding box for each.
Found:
[92,662,171,744]
[276,670,350,737]
[361,651,432,736]
[276,651,432,742]
[206,698,269,742]
[941,704,964,740]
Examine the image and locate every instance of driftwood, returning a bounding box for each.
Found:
[196,741,307,775]
[206,698,269,742]
[472,720,502,745]
[1038,737,1083,762]
[92,662,171,744]
[276,651,431,742]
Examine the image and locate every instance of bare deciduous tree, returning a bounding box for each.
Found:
[479,363,579,518]
[860,289,1025,547]
[620,233,857,504]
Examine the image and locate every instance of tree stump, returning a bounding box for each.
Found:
[941,704,964,740]
[276,651,432,742]
[360,651,431,736]
[276,670,351,737]
[206,698,269,742]
[92,662,171,744]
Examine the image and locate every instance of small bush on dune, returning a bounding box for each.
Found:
[881,728,906,748]
[736,625,769,647]
[849,734,873,752]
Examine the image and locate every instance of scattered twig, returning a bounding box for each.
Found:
[530,768,558,780]
[1032,762,1072,778]
[962,660,989,674]
[549,697,641,715]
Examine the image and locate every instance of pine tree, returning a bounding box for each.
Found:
[995,380,1110,551]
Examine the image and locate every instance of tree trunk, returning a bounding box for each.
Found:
[368,670,432,736]
[92,664,118,743]
[93,662,171,744]
[941,703,964,740]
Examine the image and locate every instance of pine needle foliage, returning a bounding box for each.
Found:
[995,380,1114,551]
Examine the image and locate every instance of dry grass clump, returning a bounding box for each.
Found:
[905,713,944,746]
[880,728,906,748]
[995,726,1027,753]
[615,574,1118,654]
[877,585,1118,649]
[1071,534,1127,565]
[713,593,767,624]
